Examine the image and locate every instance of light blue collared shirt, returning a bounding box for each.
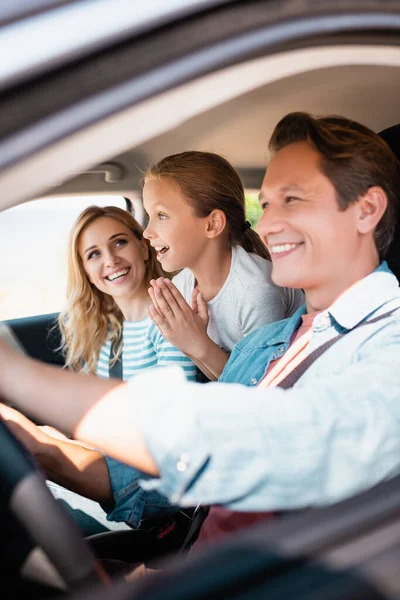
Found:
[134,263,400,511]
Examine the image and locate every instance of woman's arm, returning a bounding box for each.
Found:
[0,403,113,503]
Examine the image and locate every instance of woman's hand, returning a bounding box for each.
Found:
[38,425,70,441]
[148,278,210,359]
[0,402,49,456]
[0,403,114,501]
[38,425,95,449]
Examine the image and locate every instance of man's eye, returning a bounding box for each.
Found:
[285,196,300,203]
[260,202,269,210]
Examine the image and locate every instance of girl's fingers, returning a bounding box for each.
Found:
[148,287,164,317]
[191,288,199,313]
[148,305,164,325]
[163,279,191,310]
[150,287,176,323]
[147,303,161,324]
[196,291,209,324]
[153,280,181,317]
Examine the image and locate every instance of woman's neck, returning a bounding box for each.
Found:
[190,243,233,302]
[115,285,151,322]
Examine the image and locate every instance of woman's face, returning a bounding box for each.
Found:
[78,216,149,300]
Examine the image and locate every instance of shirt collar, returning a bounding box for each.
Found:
[326,262,400,330]
[266,305,307,346]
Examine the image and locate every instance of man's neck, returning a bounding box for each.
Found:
[305,258,380,313]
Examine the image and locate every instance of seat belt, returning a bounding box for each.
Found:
[109,338,123,380]
[178,505,209,555]
[277,307,398,390]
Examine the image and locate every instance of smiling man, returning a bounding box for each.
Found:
[1,112,400,547]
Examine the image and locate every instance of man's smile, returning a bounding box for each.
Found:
[270,242,303,258]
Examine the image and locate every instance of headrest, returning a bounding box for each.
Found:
[379,124,400,280]
[379,124,400,161]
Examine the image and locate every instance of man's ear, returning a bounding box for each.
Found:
[205,209,227,239]
[356,186,387,235]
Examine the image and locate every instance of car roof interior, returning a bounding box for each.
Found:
[30,55,400,282]
[13,54,400,215]
[43,63,400,197]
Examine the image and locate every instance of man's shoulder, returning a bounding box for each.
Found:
[235,310,303,352]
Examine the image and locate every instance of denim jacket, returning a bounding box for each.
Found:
[134,263,400,511]
[220,262,399,388]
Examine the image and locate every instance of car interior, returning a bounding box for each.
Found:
[5,58,400,357]
[1,1,400,598]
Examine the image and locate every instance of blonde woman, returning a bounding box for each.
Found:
[59,204,196,380]
[46,205,197,535]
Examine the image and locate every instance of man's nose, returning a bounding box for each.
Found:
[257,204,285,237]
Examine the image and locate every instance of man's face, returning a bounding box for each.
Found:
[257,141,361,295]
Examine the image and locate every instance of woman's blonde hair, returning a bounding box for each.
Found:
[58,205,165,373]
[144,151,270,260]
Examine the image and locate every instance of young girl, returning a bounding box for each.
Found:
[143,151,304,380]
[47,205,197,535]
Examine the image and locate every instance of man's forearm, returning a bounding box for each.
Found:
[0,342,159,477]
[0,344,119,433]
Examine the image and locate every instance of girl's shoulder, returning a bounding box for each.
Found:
[233,246,304,316]
[232,245,274,283]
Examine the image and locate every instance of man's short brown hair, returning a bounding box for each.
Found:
[269,112,400,258]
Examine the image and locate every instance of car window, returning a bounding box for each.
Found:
[245,191,262,230]
[0,195,127,320]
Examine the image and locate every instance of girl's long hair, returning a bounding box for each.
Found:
[58,205,165,373]
[144,151,270,260]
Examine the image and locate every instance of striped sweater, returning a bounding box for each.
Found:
[96,317,197,381]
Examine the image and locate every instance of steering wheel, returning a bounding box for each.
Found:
[0,417,109,591]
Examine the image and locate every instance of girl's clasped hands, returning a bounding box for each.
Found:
[148,277,209,361]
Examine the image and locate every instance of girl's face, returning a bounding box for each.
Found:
[78,216,149,300]
[142,177,210,272]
